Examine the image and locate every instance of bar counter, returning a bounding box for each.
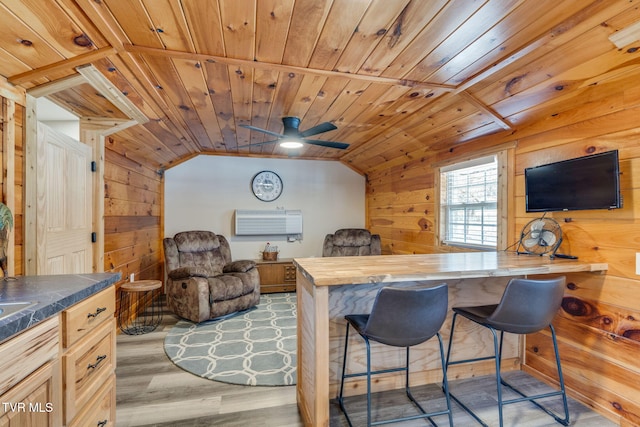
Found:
[293,251,607,427]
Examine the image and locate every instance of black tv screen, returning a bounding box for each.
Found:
[525,150,622,212]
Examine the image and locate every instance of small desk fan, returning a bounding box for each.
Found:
[516,217,563,258]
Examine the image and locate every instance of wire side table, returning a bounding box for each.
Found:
[118,279,163,335]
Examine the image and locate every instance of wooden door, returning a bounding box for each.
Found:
[37,123,93,274]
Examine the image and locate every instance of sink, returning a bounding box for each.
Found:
[0,301,37,320]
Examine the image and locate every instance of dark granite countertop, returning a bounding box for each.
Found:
[0,272,121,343]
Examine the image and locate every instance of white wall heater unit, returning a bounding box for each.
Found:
[235,209,303,236]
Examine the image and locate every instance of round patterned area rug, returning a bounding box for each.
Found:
[164,293,297,386]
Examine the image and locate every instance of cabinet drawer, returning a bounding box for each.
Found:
[284,265,296,282]
[68,374,115,427]
[63,317,115,424]
[63,287,115,348]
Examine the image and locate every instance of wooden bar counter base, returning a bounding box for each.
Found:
[293,251,607,427]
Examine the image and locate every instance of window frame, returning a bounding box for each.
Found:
[435,149,510,251]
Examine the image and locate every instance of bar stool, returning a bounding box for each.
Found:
[337,283,453,427]
[119,279,163,335]
[445,276,570,427]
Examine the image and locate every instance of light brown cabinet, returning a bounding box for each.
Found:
[0,361,60,427]
[0,316,61,427]
[255,258,296,293]
[0,285,115,427]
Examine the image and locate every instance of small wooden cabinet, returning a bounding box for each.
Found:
[255,258,296,293]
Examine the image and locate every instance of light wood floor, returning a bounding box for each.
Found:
[116,300,617,426]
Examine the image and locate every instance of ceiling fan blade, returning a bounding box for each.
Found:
[302,139,349,150]
[237,139,279,149]
[239,124,285,139]
[299,122,337,137]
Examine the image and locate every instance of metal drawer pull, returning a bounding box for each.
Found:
[87,354,107,370]
[97,419,108,427]
[87,307,107,318]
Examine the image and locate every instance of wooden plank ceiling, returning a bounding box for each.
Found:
[2,0,640,173]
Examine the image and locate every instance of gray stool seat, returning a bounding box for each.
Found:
[446,277,570,427]
[338,283,453,427]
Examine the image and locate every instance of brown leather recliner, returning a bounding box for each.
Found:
[322,228,382,257]
[163,231,260,323]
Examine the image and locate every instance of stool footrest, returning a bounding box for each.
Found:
[338,388,450,427]
[502,389,564,405]
[449,381,569,427]
[446,354,495,366]
[500,379,570,426]
[342,366,406,380]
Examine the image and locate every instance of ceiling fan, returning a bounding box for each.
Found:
[239,117,349,150]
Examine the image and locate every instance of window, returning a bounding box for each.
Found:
[439,155,498,250]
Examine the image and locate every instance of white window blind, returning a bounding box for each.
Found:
[440,155,498,249]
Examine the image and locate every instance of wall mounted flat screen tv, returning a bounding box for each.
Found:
[525,150,622,212]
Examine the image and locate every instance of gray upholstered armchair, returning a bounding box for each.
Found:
[322,228,381,257]
[163,231,260,323]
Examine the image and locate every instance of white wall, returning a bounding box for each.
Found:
[36,97,80,140]
[164,155,365,260]
[38,120,79,140]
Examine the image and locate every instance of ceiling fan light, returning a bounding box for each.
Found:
[280,140,303,149]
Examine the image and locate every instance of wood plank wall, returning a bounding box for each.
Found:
[517,129,640,427]
[366,109,640,426]
[1,86,164,314]
[0,95,23,276]
[1,83,164,329]
[13,104,23,276]
[103,137,164,315]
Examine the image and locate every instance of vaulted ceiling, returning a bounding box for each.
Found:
[3,0,640,173]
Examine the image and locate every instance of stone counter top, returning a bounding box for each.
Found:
[0,272,121,343]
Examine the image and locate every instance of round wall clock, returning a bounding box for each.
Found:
[251,170,283,202]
